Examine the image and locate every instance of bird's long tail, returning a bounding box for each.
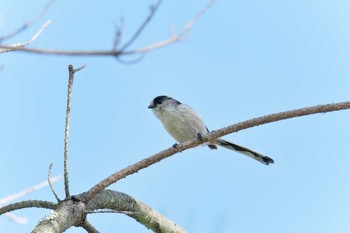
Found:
[216,139,274,165]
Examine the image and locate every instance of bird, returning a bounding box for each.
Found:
[148,95,274,165]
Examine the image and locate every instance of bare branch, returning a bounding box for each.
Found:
[0,176,61,205]
[0,20,51,53]
[130,0,216,54]
[32,200,86,233]
[0,0,54,42]
[30,190,186,232]
[7,0,214,57]
[0,200,56,215]
[82,101,350,202]
[48,164,61,202]
[86,190,187,233]
[63,64,86,198]
[119,0,163,51]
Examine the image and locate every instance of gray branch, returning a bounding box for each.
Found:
[87,190,187,233]
[31,190,186,233]
[0,200,56,214]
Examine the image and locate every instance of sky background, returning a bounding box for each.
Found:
[1,0,350,232]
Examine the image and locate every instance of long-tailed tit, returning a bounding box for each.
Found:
[148,95,274,165]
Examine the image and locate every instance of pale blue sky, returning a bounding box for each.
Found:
[1,0,350,232]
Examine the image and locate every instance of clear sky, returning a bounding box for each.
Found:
[1,0,350,232]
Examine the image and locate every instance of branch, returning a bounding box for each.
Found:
[63,64,86,198]
[129,0,216,54]
[86,190,187,233]
[82,101,350,202]
[0,20,51,53]
[48,164,61,202]
[0,0,54,42]
[81,220,100,233]
[32,200,86,233]
[7,0,215,57]
[0,200,56,215]
[30,189,186,233]
[119,0,163,51]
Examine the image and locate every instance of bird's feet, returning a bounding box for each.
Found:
[197,132,204,142]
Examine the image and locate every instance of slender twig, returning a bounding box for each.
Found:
[63,64,86,198]
[0,0,54,42]
[119,0,163,52]
[0,20,51,53]
[0,176,61,205]
[48,163,61,202]
[130,0,216,54]
[113,18,124,50]
[82,101,350,202]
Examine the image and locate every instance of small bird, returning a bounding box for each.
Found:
[148,95,274,165]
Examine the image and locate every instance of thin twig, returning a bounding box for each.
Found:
[130,0,216,54]
[48,163,61,202]
[113,18,124,50]
[63,64,86,198]
[0,20,51,53]
[82,101,350,202]
[119,0,163,52]
[0,0,54,42]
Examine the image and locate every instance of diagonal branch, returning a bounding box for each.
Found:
[81,220,100,233]
[82,101,350,202]
[129,0,216,54]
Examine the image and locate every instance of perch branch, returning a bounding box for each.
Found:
[82,101,350,202]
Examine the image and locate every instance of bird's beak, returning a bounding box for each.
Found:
[148,103,154,109]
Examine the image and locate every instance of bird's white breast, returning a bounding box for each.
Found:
[153,104,208,143]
